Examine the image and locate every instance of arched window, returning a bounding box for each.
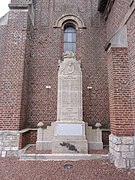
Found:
[64,25,76,53]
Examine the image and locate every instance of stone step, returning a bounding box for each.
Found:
[20,153,108,161]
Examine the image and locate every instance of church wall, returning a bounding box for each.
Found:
[106,0,131,42]
[0,0,111,153]
[104,0,135,168]
[21,14,35,129]
[107,47,134,136]
[26,0,110,129]
[0,1,37,156]
[0,26,7,62]
[105,0,135,138]
[0,9,29,130]
[127,11,135,135]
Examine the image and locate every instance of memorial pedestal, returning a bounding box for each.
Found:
[51,52,88,153]
[36,52,105,153]
[52,121,88,154]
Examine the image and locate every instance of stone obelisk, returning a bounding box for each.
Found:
[52,52,88,154]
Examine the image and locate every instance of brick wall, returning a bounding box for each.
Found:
[101,0,135,168]
[26,0,110,128]
[1,0,134,135]
[0,9,29,130]
[20,13,34,129]
[19,130,37,149]
[0,0,110,130]
[106,0,131,41]
[0,26,7,61]
[107,48,134,136]
[104,0,135,137]
[127,11,135,134]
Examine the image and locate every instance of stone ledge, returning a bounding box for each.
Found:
[19,128,37,134]
[9,4,29,9]
[20,153,109,161]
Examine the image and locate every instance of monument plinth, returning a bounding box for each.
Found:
[52,52,88,154]
[36,52,103,153]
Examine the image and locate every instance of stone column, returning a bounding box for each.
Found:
[52,52,88,154]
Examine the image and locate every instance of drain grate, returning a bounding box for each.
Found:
[64,164,74,169]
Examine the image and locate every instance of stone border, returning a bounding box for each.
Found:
[20,153,108,161]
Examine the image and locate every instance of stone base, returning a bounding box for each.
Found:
[52,140,88,154]
[36,123,54,151]
[36,141,52,151]
[88,142,103,150]
[52,121,88,154]
[0,130,20,157]
[36,122,103,152]
[109,134,135,168]
[86,124,103,150]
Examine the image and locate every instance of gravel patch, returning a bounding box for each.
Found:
[0,157,135,180]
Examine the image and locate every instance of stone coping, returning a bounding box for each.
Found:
[19,128,38,133]
[18,128,110,133]
[20,153,109,161]
[0,128,37,134]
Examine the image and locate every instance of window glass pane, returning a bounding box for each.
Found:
[68,33,72,42]
[72,28,76,33]
[64,33,68,42]
[64,26,76,53]
[73,43,76,53]
[65,27,76,33]
[72,33,76,42]
[67,28,72,32]
[65,28,69,33]
[67,43,69,51]
[67,43,70,51]
[64,44,66,52]
[67,27,75,32]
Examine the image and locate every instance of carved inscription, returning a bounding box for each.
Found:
[57,57,82,121]
[61,75,79,120]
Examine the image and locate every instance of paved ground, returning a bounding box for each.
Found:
[0,157,135,180]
